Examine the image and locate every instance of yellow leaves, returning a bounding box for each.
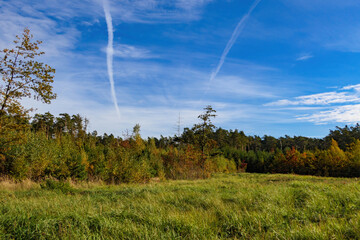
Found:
[0,28,56,117]
[346,140,360,164]
[328,139,347,164]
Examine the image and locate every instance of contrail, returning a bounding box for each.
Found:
[103,0,121,118]
[205,0,261,94]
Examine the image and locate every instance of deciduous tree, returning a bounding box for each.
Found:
[0,28,56,116]
[0,28,56,171]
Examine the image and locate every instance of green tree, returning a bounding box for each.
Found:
[31,112,55,138]
[193,105,217,154]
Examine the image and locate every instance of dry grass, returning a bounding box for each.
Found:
[0,178,39,191]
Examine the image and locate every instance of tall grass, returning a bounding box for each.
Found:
[0,173,359,239]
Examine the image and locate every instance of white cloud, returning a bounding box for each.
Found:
[298,104,360,124]
[112,44,156,59]
[15,56,279,137]
[103,0,121,119]
[0,0,213,50]
[0,1,80,57]
[341,84,360,91]
[296,54,313,61]
[267,83,360,125]
[267,86,360,106]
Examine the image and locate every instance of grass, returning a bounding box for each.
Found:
[0,173,359,239]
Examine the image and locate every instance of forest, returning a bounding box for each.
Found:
[1,108,360,182]
[1,29,360,183]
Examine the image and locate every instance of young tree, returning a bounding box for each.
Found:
[0,28,56,170]
[0,28,56,117]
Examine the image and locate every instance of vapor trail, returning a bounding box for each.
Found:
[205,0,261,93]
[103,0,121,118]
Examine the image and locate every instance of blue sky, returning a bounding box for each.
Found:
[2,0,360,138]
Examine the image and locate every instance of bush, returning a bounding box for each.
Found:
[40,179,74,193]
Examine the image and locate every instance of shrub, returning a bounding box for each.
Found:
[40,179,74,193]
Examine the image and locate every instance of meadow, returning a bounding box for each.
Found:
[0,173,359,239]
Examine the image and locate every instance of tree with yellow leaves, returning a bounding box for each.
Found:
[0,28,56,173]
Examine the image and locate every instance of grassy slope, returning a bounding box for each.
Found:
[0,174,359,239]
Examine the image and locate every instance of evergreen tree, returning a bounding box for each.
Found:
[193,105,217,154]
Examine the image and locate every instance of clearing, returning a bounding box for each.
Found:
[0,173,359,239]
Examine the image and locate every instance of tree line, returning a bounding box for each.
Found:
[1,29,360,183]
[2,109,359,182]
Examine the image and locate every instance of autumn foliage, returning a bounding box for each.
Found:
[1,30,360,182]
[0,113,241,182]
[0,110,359,182]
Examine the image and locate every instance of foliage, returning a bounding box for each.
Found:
[191,105,217,154]
[0,28,56,117]
[0,28,56,176]
[1,104,360,181]
[40,178,74,194]
[13,109,360,181]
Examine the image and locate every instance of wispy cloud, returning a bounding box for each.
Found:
[267,86,360,106]
[109,0,213,23]
[341,84,360,91]
[205,0,261,94]
[103,0,121,119]
[267,83,360,125]
[298,104,360,124]
[0,2,80,56]
[296,54,313,61]
[112,44,156,59]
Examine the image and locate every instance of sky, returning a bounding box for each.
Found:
[1,0,360,138]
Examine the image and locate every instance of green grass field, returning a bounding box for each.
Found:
[0,173,359,239]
